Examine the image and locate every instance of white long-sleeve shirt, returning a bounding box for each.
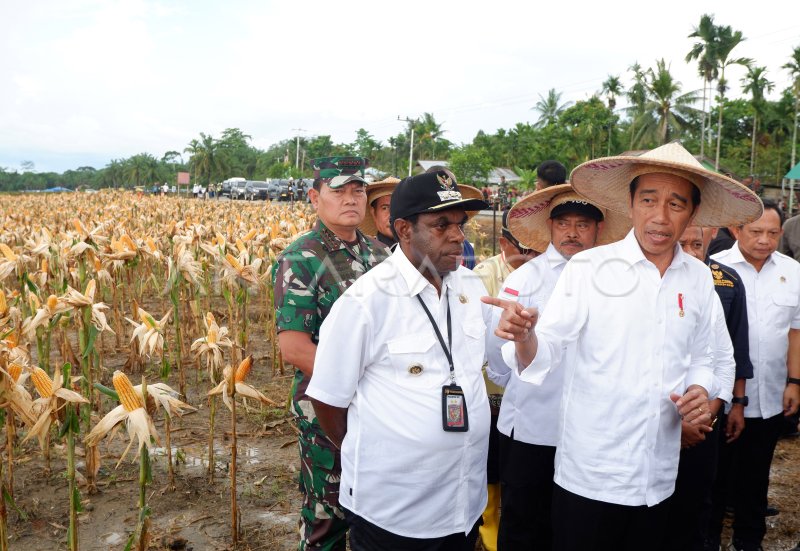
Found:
[501,230,716,506]
[486,243,567,446]
[712,243,800,418]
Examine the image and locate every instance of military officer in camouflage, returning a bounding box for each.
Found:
[273,156,390,551]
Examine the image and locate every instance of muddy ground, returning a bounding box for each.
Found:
[4,216,799,550]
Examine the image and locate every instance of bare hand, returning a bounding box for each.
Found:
[671,385,712,426]
[784,384,800,416]
[726,406,745,443]
[680,420,712,448]
[480,296,538,342]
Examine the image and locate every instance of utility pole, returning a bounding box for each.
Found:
[398,116,416,176]
[292,128,306,170]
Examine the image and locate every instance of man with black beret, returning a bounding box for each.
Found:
[307,170,493,550]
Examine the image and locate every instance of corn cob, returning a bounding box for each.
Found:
[207,328,218,345]
[8,363,22,383]
[31,367,53,398]
[225,253,242,270]
[112,371,143,412]
[235,356,253,382]
[0,289,7,315]
[0,243,17,261]
[84,279,96,300]
[47,295,59,311]
[242,228,257,242]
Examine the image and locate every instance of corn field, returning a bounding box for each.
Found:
[0,190,314,550]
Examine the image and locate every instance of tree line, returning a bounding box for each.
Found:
[2,14,798,193]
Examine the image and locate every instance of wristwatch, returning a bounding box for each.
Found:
[787,377,800,386]
[731,396,749,406]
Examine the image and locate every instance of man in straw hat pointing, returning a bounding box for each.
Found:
[485,184,630,549]
[483,142,763,550]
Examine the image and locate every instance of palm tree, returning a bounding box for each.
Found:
[712,24,753,170]
[184,133,229,187]
[532,89,571,128]
[686,14,719,157]
[413,113,448,159]
[628,59,701,147]
[601,75,622,155]
[125,153,159,188]
[741,65,775,174]
[626,63,649,147]
[784,46,800,179]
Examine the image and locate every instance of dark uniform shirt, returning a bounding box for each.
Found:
[273,220,390,402]
[707,259,753,380]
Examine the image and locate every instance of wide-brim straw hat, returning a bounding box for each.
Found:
[569,142,763,227]
[507,184,632,252]
[360,177,401,237]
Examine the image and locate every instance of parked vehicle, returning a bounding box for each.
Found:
[220,177,246,198]
[230,180,250,200]
[246,180,271,200]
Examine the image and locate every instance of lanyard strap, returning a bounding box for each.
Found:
[416,289,455,384]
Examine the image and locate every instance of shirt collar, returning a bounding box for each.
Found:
[616,229,689,272]
[316,220,369,254]
[728,240,777,269]
[544,242,568,268]
[392,246,456,297]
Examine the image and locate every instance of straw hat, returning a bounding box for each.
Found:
[507,184,632,252]
[360,177,402,237]
[569,142,763,227]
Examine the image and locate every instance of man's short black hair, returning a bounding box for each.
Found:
[312,178,324,191]
[760,199,784,227]
[536,160,567,187]
[629,175,702,212]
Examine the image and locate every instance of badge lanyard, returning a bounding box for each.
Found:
[416,289,455,385]
[416,289,469,432]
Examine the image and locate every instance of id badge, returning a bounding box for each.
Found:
[442,384,469,432]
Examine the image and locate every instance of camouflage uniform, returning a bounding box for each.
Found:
[273,220,389,551]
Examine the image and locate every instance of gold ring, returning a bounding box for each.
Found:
[697,407,705,415]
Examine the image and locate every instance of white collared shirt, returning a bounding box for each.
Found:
[487,243,567,446]
[712,243,800,418]
[501,230,716,506]
[307,247,491,538]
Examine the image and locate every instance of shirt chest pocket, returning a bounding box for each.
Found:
[771,293,799,327]
[386,333,443,389]
[462,318,486,360]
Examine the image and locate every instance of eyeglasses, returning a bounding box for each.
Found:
[504,232,535,256]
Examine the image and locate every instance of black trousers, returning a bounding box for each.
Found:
[708,413,784,548]
[497,432,555,550]
[344,508,481,551]
[664,422,721,551]
[551,484,672,551]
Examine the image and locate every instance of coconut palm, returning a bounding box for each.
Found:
[741,65,775,174]
[712,24,753,170]
[783,46,800,177]
[626,63,649,148]
[601,75,623,155]
[686,14,720,158]
[628,59,701,147]
[532,89,571,129]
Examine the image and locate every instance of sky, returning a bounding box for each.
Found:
[1,0,799,173]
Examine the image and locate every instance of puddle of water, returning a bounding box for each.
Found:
[104,532,125,545]
[258,511,295,526]
[151,443,265,471]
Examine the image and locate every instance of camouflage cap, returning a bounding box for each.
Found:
[328,174,368,189]
[311,156,370,179]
